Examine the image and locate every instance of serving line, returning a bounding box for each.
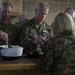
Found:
[0,54,38,70]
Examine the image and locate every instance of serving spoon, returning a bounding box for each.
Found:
[5,41,12,48]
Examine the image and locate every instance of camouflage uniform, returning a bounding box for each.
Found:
[19,17,54,53]
[15,19,28,29]
[39,33,75,75]
[0,20,18,45]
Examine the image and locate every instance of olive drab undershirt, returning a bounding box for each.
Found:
[0,21,18,45]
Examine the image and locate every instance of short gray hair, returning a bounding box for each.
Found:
[37,2,49,9]
[64,7,73,13]
[2,2,12,8]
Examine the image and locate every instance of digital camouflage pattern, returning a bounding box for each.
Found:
[39,33,75,75]
[19,17,54,53]
[0,21,18,45]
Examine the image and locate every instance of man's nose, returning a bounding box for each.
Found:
[41,14,45,18]
[5,12,8,15]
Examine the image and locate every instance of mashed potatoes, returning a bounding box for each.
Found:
[0,45,8,48]
[0,45,20,48]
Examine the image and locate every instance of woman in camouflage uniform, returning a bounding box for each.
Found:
[39,12,75,75]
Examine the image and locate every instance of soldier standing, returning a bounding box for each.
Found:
[0,2,18,45]
[19,2,54,53]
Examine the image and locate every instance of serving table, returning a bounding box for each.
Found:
[0,54,49,75]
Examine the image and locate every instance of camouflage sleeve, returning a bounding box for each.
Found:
[19,25,36,52]
[38,38,54,73]
[45,25,54,42]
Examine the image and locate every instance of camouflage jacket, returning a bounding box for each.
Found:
[15,19,28,29]
[0,21,18,45]
[39,33,75,75]
[19,17,54,53]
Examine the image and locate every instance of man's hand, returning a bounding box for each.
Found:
[34,36,44,45]
[0,30,8,44]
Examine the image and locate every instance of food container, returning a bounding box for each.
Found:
[0,45,23,58]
